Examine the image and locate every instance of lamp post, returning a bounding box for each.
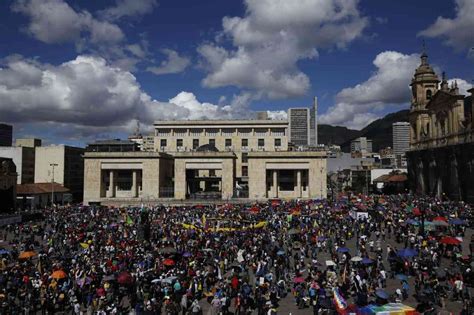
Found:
[320,168,324,199]
[50,163,58,207]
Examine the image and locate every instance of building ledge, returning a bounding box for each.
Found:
[84,152,172,159]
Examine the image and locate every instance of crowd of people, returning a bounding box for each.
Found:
[0,194,473,314]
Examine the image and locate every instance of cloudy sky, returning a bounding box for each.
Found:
[0,0,473,145]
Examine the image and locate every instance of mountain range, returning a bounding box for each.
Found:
[319,109,410,152]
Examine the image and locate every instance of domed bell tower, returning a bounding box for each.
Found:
[409,49,439,148]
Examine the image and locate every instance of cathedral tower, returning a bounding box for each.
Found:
[409,51,439,148]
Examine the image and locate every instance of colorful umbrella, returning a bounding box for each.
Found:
[397,248,418,258]
[351,256,363,262]
[117,272,133,285]
[51,270,67,279]
[337,247,349,253]
[18,251,37,259]
[405,219,419,225]
[432,220,449,227]
[182,252,192,258]
[375,289,389,299]
[449,218,466,225]
[439,236,461,245]
[362,257,373,264]
[293,277,305,283]
[433,216,448,222]
[396,274,408,281]
[79,242,89,249]
[163,258,175,266]
[0,249,9,255]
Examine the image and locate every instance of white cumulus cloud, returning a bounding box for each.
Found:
[12,0,124,45]
[198,0,368,99]
[100,0,158,21]
[0,55,253,141]
[419,0,474,53]
[320,51,420,129]
[147,49,191,75]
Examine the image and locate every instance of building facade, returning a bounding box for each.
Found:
[309,97,318,146]
[0,157,17,213]
[288,108,310,146]
[0,124,12,147]
[83,119,327,205]
[0,146,36,184]
[350,137,373,154]
[407,52,474,202]
[392,122,410,155]
[35,145,85,201]
[16,138,42,148]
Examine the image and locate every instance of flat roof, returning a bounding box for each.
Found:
[154,119,288,127]
[248,151,327,158]
[173,151,236,158]
[84,152,172,159]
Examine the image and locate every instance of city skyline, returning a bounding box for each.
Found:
[0,0,473,146]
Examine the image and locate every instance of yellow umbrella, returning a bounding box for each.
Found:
[80,243,89,249]
[18,251,37,259]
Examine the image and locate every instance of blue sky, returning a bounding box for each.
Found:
[0,0,473,146]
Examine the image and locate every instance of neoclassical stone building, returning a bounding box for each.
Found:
[407,52,474,202]
[83,119,327,205]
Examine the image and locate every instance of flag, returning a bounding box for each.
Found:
[333,288,348,314]
[126,215,134,226]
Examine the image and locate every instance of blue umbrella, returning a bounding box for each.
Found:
[396,274,408,281]
[397,248,418,258]
[0,249,9,255]
[182,252,192,257]
[337,247,349,253]
[449,218,466,225]
[375,289,389,299]
[362,257,373,264]
[277,250,285,256]
[406,219,419,225]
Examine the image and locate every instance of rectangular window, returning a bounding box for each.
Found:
[209,170,216,177]
[255,128,267,136]
[274,138,281,147]
[177,139,183,147]
[241,139,248,147]
[242,165,248,177]
[242,153,248,163]
[258,138,265,147]
[193,139,199,149]
[160,139,167,147]
[222,128,234,136]
[209,139,215,146]
[225,139,232,147]
[206,128,218,136]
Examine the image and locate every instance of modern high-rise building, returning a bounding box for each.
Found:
[392,122,410,155]
[0,124,13,147]
[310,97,318,146]
[0,146,36,184]
[288,97,318,147]
[288,108,310,146]
[350,137,373,154]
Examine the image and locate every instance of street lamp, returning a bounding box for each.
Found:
[50,163,58,207]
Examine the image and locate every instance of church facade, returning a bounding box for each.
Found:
[407,52,474,202]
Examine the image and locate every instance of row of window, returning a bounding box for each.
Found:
[160,138,282,149]
[156,128,286,137]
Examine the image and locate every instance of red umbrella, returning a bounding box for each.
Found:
[293,277,305,283]
[439,236,461,245]
[413,208,421,216]
[433,216,448,222]
[250,206,259,213]
[117,271,133,285]
[163,258,175,266]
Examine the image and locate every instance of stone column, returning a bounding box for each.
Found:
[132,170,138,198]
[107,170,115,198]
[297,170,302,198]
[273,170,278,198]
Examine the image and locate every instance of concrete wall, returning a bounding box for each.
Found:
[248,152,327,200]
[35,146,65,184]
